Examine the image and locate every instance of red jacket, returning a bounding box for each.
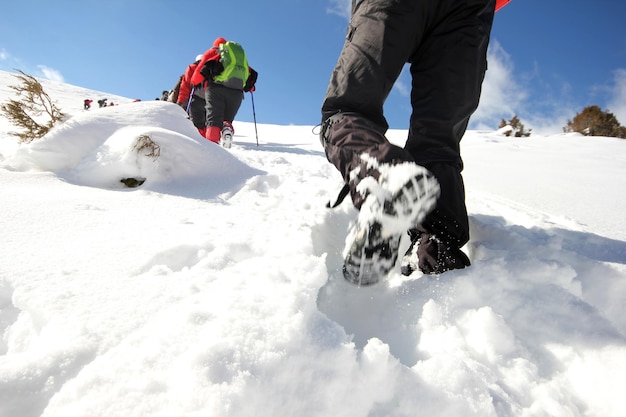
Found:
[495,0,510,12]
[190,37,226,87]
[176,61,200,106]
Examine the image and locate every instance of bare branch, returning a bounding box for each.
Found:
[0,69,67,143]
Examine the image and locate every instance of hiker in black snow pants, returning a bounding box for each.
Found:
[320,0,509,285]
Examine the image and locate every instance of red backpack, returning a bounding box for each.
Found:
[496,0,511,12]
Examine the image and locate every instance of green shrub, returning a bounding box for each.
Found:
[498,115,531,137]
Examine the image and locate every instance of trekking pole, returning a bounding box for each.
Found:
[250,91,259,146]
[186,86,195,115]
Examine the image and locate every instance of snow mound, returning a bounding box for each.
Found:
[3,101,263,198]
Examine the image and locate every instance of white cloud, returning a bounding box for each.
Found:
[472,41,580,135]
[392,65,411,97]
[37,65,65,83]
[606,68,626,125]
[472,40,527,129]
[0,49,24,74]
[327,0,352,20]
[321,12,584,135]
[0,52,64,83]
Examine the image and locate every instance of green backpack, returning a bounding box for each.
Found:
[214,41,249,90]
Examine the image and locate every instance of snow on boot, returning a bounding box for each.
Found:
[402,231,471,276]
[221,122,234,149]
[343,160,440,286]
[343,222,402,286]
[400,229,420,276]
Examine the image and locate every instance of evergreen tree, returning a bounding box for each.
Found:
[564,105,625,138]
[498,115,531,137]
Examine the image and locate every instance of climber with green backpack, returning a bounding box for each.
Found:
[191,37,258,147]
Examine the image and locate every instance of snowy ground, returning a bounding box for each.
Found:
[1,69,625,417]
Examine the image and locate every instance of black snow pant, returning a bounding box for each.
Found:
[189,90,207,130]
[205,83,244,128]
[321,0,495,248]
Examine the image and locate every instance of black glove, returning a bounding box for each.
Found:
[200,60,224,79]
[417,233,470,275]
[244,68,258,92]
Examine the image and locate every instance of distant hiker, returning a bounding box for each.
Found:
[97,98,107,108]
[191,37,258,147]
[168,75,183,103]
[84,99,93,110]
[161,90,169,101]
[177,54,207,138]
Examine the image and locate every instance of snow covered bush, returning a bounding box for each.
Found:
[498,115,531,137]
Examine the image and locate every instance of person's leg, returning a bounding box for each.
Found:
[219,89,243,148]
[204,85,227,143]
[321,0,431,208]
[401,0,495,274]
[320,0,445,284]
[223,89,243,123]
[189,95,206,130]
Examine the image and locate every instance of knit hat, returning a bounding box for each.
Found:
[213,37,227,47]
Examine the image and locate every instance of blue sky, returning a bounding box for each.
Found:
[1,0,625,134]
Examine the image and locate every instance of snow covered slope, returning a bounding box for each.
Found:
[1,69,625,417]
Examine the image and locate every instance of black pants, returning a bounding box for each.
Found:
[189,94,206,130]
[321,0,495,247]
[205,83,244,128]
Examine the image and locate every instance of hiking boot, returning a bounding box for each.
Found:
[221,122,234,148]
[400,230,470,276]
[343,222,401,286]
[400,229,421,276]
[343,162,440,285]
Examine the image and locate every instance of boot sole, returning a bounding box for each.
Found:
[342,168,440,286]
